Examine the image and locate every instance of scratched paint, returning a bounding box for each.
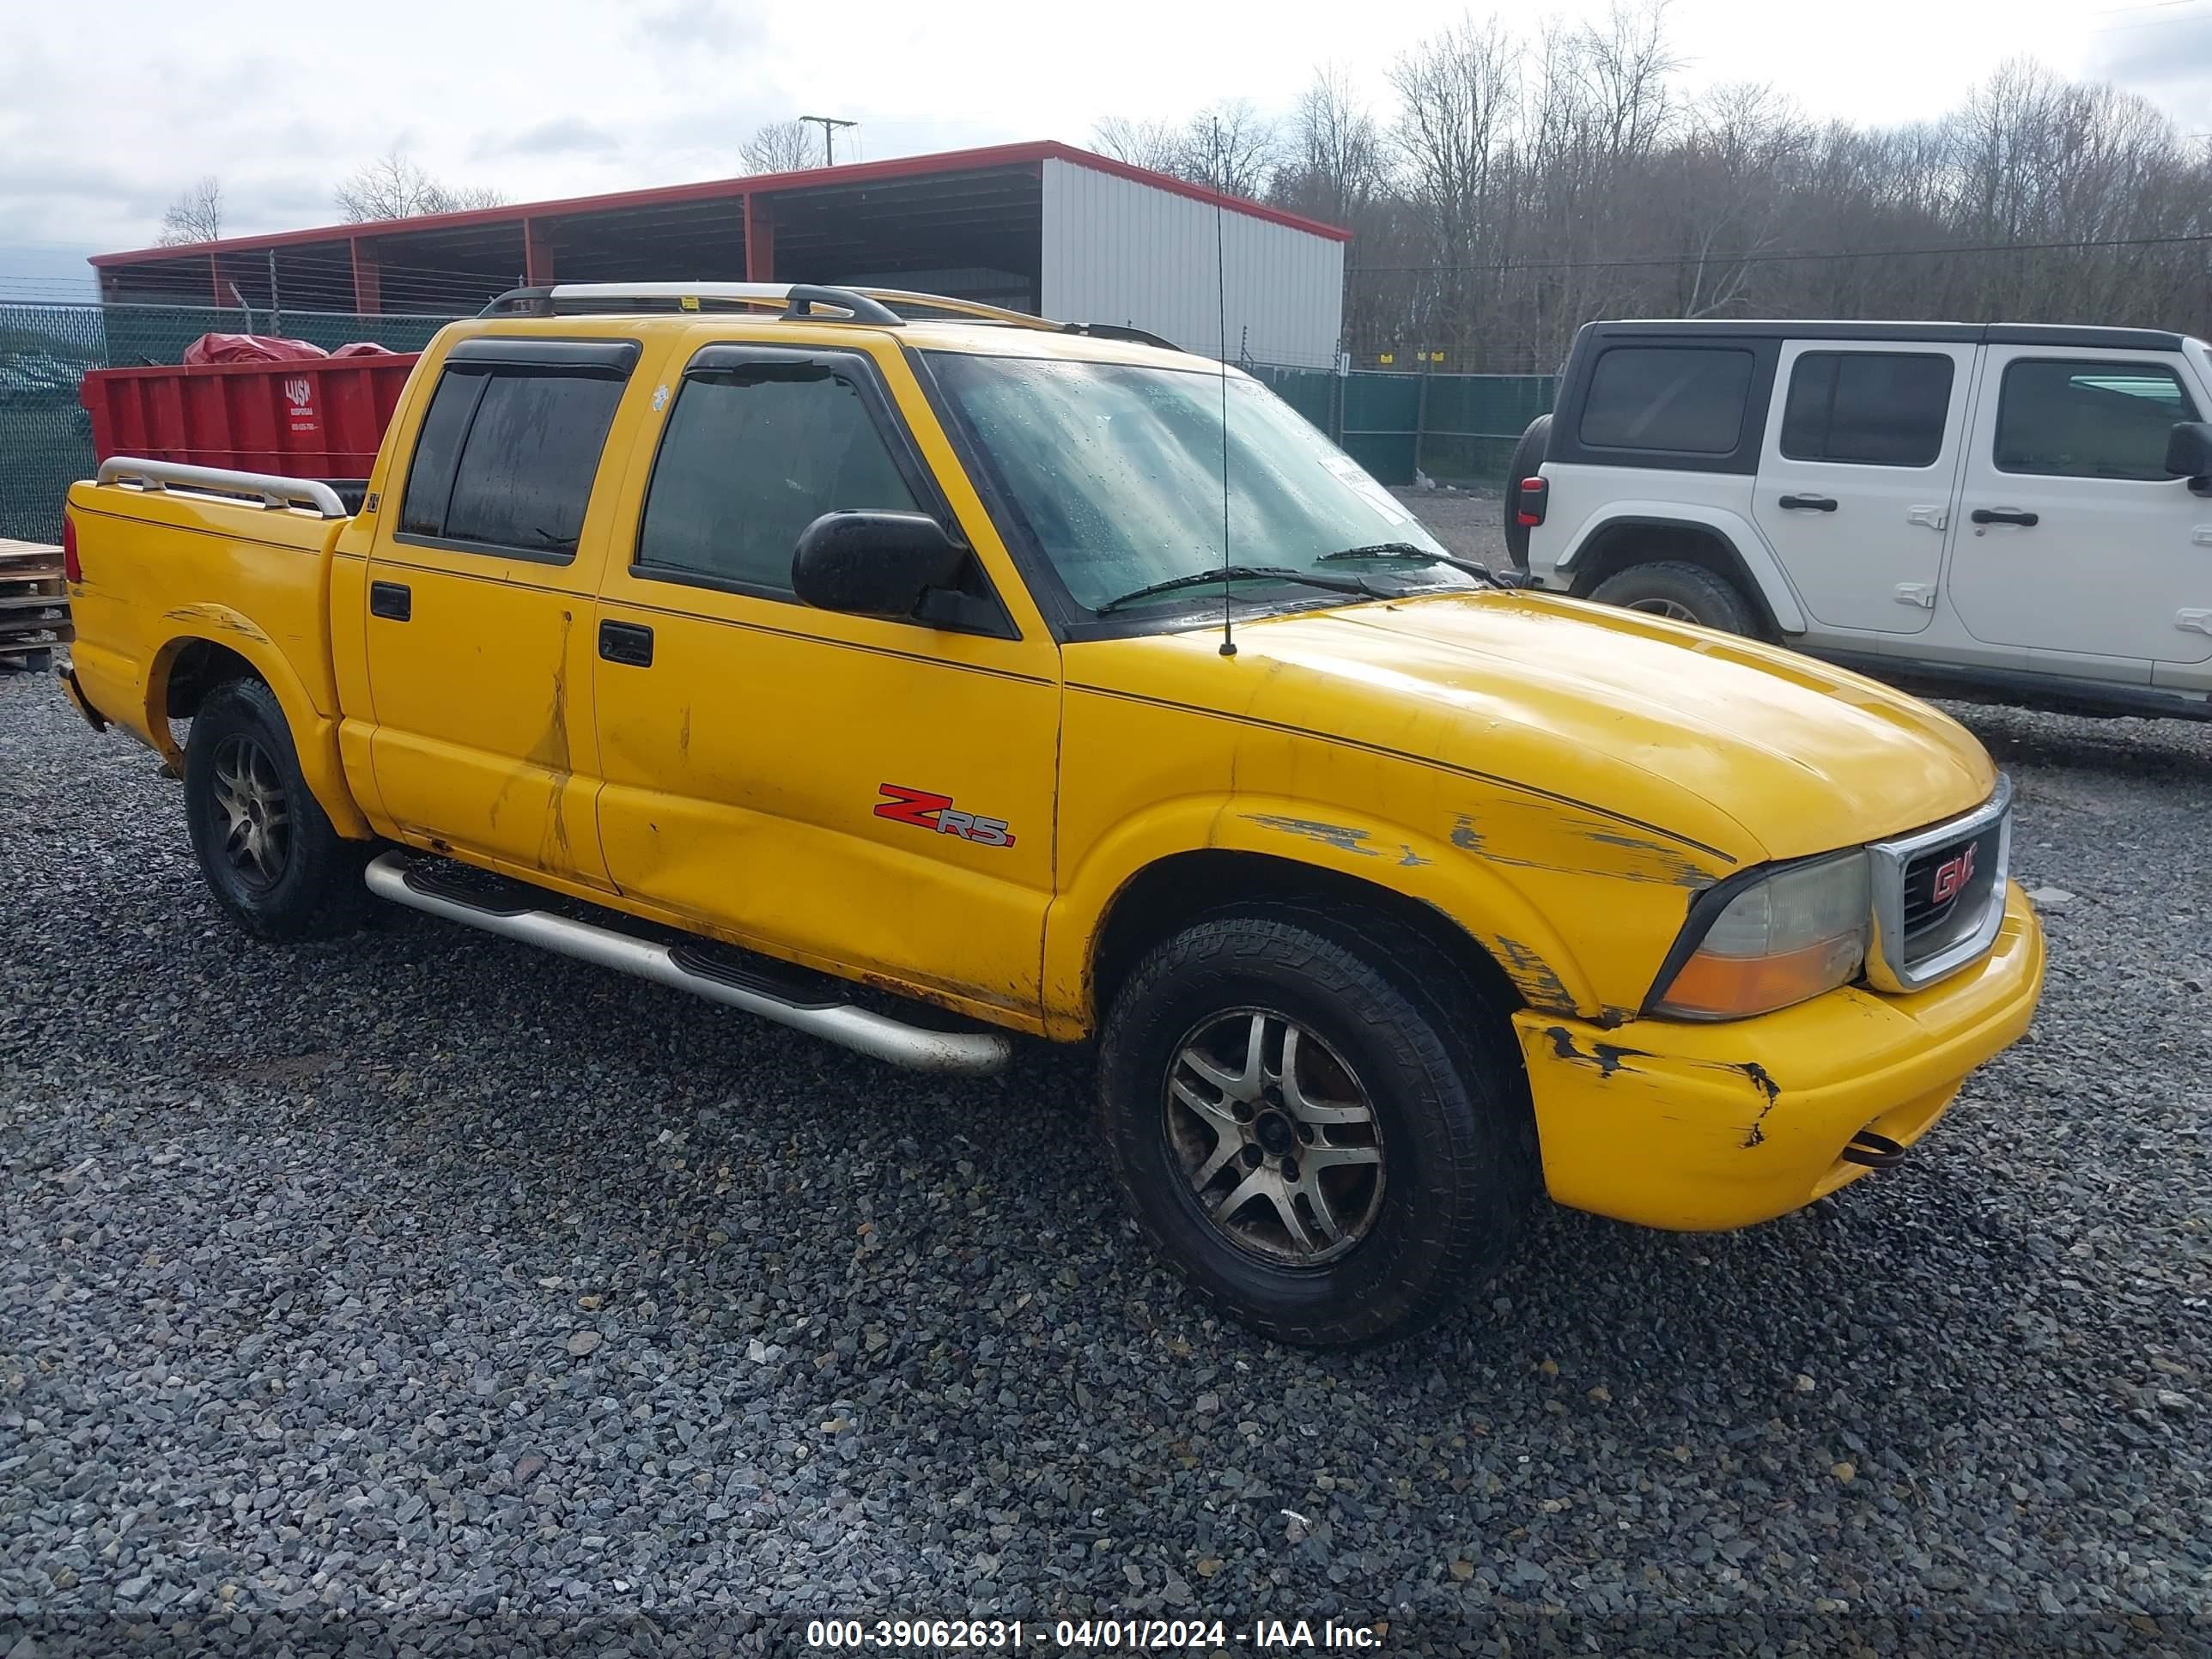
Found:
[1450,801,1718,889]
[1492,936,1576,1011]
[1542,1024,1786,1143]
[162,604,270,645]
[1241,814,1382,857]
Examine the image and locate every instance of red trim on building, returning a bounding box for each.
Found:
[90,140,1350,269]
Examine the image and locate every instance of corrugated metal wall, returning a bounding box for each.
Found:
[1037,159,1343,369]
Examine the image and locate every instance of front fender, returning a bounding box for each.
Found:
[1555,502,1808,635]
[144,615,372,840]
[1041,792,1604,1040]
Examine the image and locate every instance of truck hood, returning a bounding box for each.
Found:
[1076,591,1997,867]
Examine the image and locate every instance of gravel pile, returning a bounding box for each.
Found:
[2,663,2208,1655]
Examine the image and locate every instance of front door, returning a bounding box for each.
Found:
[362,337,647,884]
[590,337,1060,1022]
[1948,347,2212,667]
[1753,341,1976,635]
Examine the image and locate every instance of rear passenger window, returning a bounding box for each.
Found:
[635,362,920,594]
[1994,359,2201,481]
[1580,347,1754,455]
[398,363,626,559]
[1781,353,1954,467]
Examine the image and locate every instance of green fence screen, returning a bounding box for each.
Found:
[1,305,1558,545]
[1253,360,1555,488]
[0,303,463,544]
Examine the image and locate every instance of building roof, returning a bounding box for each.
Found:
[92,140,1350,269]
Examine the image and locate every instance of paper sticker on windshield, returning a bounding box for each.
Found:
[1322,452,1412,523]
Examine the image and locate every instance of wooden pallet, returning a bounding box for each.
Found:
[0,538,71,672]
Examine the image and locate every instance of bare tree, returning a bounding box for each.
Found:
[336,149,505,222]
[1091,116,1182,173]
[1289,66,1384,216]
[742,119,818,173]
[1176,101,1280,197]
[156,176,224,246]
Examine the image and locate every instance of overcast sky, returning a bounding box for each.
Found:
[3,0,2206,299]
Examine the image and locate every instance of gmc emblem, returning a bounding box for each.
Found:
[1929,843,1977,904]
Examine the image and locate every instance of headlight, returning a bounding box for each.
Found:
[1652,850,1871,1019]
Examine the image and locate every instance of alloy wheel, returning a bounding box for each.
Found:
[1163,1008,1386,1266]
[209,733,291,893]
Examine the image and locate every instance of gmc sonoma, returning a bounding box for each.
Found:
[58,283,2044,1344]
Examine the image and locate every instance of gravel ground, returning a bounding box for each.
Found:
[3,642,2209,1655]
[1389,487,1508,568]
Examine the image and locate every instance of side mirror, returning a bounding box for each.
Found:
[792,511,966,618]
[2166,421,2212,489]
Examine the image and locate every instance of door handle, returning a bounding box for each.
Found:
[368,580,411,621]
[1778,495,1838,512]
[1970,507,2039,527]
[599,619,654,667]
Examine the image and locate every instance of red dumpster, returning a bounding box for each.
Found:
[79,352,420,480]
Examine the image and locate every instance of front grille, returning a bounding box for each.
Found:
[1865,776,2014,994]
[1899,821,2004,960]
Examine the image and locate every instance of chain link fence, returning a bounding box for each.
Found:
[1,303,1555,544]
[1249,362,1555,488]
[0,303,461,544]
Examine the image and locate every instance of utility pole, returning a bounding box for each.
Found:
[798,116,858,167]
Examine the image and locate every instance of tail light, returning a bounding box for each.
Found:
[62,511,82,584]
[1516,477,1549,528]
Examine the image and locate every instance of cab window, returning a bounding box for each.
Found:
[1579,346,1754,455]
[398,347,632,561]
[1994,359,2201,481]
[635,358,920,596]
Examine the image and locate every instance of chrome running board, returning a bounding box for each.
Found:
[363,851,1011,1076]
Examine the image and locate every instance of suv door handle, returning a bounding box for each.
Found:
[1970,508,2039,527]
[1778,494,1838,512]
[368,580,411,621]
[599,619,654,667]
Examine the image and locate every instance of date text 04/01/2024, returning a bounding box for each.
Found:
[803,1617,1385,1650]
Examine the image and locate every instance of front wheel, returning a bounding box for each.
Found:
[1097,908,1534,1346]
[184,677,371,942]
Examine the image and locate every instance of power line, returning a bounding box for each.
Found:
[1357,228,2212,276]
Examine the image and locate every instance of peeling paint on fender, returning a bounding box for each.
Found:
[1241,814,1381,857]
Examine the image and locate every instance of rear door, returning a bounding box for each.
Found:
[1753,342,1974,634]
[362,336,645,884]
[1948,349,2212,669]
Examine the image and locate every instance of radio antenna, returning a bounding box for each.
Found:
[1213,123,1237,659]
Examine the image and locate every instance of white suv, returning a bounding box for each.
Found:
[1506,320,2212,721]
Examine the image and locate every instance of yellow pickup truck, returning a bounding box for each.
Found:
[58,282,2043,1345]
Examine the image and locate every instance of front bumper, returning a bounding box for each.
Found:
[1516,881,2045,1231]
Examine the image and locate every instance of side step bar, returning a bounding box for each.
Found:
[363,852,1011,1076]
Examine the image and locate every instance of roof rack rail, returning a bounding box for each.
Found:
[474,282,1183,353]
[480,282,905,325]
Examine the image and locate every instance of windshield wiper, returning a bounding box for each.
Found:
[1318,543,1517,587]
[1094,564,1384,615]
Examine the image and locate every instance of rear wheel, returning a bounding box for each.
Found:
[185,678,370,942]
[1589,559,1757,635]
[1098,906,1534,1346]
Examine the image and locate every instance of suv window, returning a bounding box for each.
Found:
[1580,347,1754,455]
[1780,352,1954,467]
[636,362,920,594]
[1994,359,2202,480]
[399,367,625,558]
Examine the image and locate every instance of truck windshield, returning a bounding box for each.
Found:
[925,352,1466,616]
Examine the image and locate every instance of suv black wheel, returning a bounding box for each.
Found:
[185,677,371,942]
[1501,414,1552,568]
[1098,905,1534,1346]
[1589,560,1757,635]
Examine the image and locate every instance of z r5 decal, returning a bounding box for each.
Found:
[873,784,1018,848]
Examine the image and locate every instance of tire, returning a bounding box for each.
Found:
[184,677,371,942]
[1500,414,1552,568]
[1097,904,1534,1346]
[1589,559,1757,635]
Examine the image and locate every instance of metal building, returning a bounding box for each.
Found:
[90,142,1350,368]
